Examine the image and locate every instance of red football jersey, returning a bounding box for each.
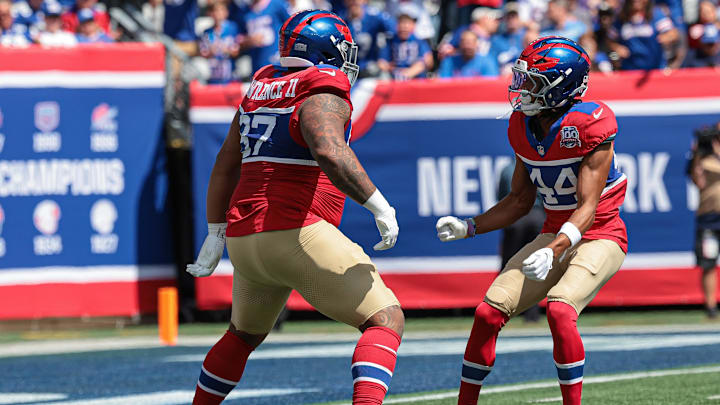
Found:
[507,101,628,252]
[225,64,353,237]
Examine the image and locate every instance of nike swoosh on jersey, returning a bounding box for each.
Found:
[319,69,336,76]
[593,107,603,119]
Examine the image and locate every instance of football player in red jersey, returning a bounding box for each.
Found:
[187,10,404,405]
[436,36,628,405]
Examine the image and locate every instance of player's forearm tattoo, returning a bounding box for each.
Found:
[299,93,375,203]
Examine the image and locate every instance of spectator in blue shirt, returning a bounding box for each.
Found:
[199,2,240,84]
[539,0,588,42]
[491,2,526,74]
[378,5,433,80]
[341,0,395,77]
[0,0,31,46]
[438,7,500,61]
[439,30,499,77]
[163,0,198,43]
[686,0,720,67]
[75,7,112,43]
[231,0,290,74]
[11,0,45,35]
[608,0,679,70]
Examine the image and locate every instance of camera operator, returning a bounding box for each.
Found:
[689,121,720,319]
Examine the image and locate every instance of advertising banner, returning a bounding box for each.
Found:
[190,68,720,310]
[0,44,173,319]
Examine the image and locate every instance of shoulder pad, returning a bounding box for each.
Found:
[252,65,277,81]
[298,65,352,98]
[565,101,617,154]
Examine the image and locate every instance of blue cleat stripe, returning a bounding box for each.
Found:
[198,370,236,395]
[462,364,491,382]
[351,365,392,387]
[556,364,584,382]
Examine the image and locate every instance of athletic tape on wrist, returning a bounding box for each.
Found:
[558,222,581,247]
[363,189,392,216]
[465,217,476,238]
[208,222,227,238]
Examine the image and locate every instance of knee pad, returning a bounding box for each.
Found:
[475,302,508,331]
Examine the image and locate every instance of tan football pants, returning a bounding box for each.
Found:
[485,233,626,316]
[226,220,400,334]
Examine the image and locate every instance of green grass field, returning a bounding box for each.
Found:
[314,365,720,405]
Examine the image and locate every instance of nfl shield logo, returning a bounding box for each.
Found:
[536,145,545,155]
[35,102,60,132]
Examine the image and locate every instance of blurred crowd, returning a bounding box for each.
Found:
[1,0,719,82]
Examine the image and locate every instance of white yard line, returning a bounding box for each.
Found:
[528,397,563,403]
[708,394,720,400]
[371,365,720,404]
[31,388,319,405]
[162,332,720,363]
[1,324,719,359]
[0,394,68,404]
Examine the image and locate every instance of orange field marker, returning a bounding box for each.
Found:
[158,286,178,346]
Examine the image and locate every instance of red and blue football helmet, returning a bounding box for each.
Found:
[509,36,591,116]
[278,10,360,85]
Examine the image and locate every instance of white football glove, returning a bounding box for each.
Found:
[363,190,399,251]
[522,247,554,281]
[186,223,227,277]
[372,207,399,251]
[436,216,468,242]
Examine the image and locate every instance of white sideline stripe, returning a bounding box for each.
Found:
[202,365,239,385]
[0,265,174,286]
[163,332,720,363]
[0,394,68,404]
[529,397,563,403]
[0,71,165,88]
[708,394,720,400]
[31,388,319,405]
[369,365,720,404]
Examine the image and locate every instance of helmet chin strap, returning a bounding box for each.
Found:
[519,94,543,116]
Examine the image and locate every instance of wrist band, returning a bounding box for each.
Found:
[558,222,581,247]
[208,222,227,238]
[363,189,392,216]
[465,217,476,238]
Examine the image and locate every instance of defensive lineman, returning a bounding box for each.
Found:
[436,36,628,405]
[187,10,404,405]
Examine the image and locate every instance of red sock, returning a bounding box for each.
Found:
[351,326,402,405]
[458,302,508,405]
[547,302,584,405]
[193,331,254,405]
